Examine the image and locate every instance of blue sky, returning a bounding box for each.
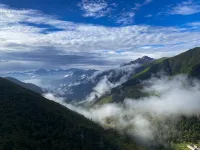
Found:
[1,0,200,26]
[0,0,200,72]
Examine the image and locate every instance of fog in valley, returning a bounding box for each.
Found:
[44,75,200,147]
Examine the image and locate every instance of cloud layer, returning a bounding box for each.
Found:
[44,75,200,146]
[0,3,199,72]
[86,64,140,101]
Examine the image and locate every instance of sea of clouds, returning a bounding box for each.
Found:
[44,75,200,146]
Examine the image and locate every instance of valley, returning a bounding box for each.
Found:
[1,47,200,150]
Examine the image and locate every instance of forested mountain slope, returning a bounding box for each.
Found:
[94,48,200,150]
[98,47,200,103]
[0,77,141,150]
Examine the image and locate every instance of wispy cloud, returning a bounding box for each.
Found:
[116,0,153,25]
[116,11,135,25]
[133,0,153,11]
[145,14,153,18]
[79,0,110,18]
[169,0,200,15]
[187,22,200,27]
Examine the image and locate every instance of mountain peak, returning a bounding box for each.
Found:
[121,56,154,67]
[141,56,152,59]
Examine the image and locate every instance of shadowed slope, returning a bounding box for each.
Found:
[0,77,141,150]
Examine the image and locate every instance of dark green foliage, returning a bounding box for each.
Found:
[176,116,200,143]
[169,47,200,74]
[189,63,200,79]
[0,78,140,150]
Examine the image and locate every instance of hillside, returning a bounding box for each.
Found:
[0,77,141,150]
[5,77,44,94]
[128,47,200,85]
[98,47,200,103]
[94,47,200,149]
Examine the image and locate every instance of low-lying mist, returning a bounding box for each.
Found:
[85,64,140,101]
[43,75,200,147]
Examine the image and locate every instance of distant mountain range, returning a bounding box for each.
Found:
[0,56,154,102]
[0,68,97,89]
[1,68,97,80]
[55,56,155,102]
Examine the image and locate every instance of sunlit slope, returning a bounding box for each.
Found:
[0,77,142,150]
[98,47,200,103]
[128,47,200,86]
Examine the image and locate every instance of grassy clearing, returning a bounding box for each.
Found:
[132,67,150,79]
[97,96,112,105]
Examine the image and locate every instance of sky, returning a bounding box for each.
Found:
[0,0,200,72]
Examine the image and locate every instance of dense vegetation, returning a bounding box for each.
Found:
[176,116,200,143]
[0,78,141,150]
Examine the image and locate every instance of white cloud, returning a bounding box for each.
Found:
[82,76,200,142]
[187,22,200,27]
[79,0,110,18]
[133,0,153,11]
[116,12,135,25]
[45,75,200,145]
[170,0,200,15]
[0,4,199,71]
[0,60,44,73]
[145,14,152,18]
[116,0,153,25]
[43,93,65,103]
[86,64,140,101]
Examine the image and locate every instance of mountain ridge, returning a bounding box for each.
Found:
[57,56,155,102]
[5,77,44,94]
[97,47,200,103]
[120,56,154,67]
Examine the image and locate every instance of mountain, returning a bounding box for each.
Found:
[94,47,200,149]
[51,69,97,89]
[98,47,200,103]
[120,56,154,67]
[0,77,141,150]
[0,68,98,89]
[5,77,44,94]
[34,69,49,76]
[57,56,155,102]
[0,57,154,102]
